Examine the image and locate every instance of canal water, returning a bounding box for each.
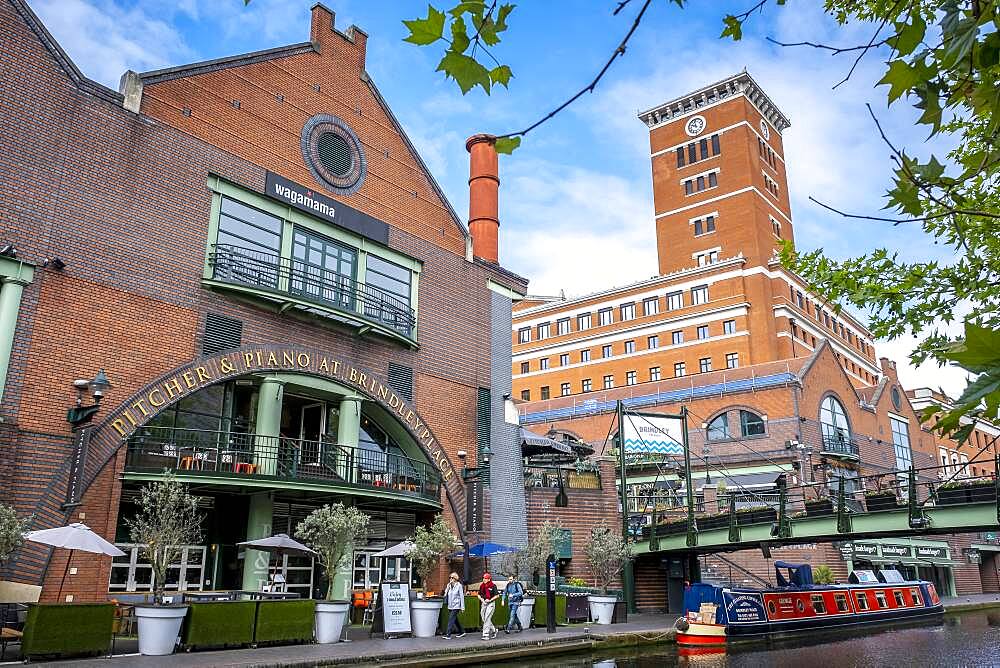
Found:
[483,609,1000,667]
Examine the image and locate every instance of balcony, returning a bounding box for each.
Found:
[124,427,441,504]
[207,244,416,345]
[819,433,861,460]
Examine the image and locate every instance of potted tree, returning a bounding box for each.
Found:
[864,475,900,512]
[584,524,632,625]
[295,502,370,643]
[126,474,203,656]
[406,516,458,638]
[513,520,564,628]
[0,502,30,567]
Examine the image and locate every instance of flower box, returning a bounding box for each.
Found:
[864,492,900,512]
[937,482,997,505]
[804,498,834,517]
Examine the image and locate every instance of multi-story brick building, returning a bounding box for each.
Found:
[513,72,1000,609]
[0,1,527,604]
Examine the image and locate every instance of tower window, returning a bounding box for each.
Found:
[699,138,709,160]
[520,362,529,374]
[693,215,717,237]
[521,389,530,401]
[648,335,659,349]
[672,330,684,345]
[723,320,735,334]
[726,352,740,369]
[582,378,592,392]
[603,375,614,389]
[691,285,709,305]
[676,147,685,168]
[688,144,697,164]
[626,371,637,386]
[560,383,571,396]
[711,134,720,155]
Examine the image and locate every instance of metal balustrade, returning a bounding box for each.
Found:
[819,434,861,459]
[124,426,440,501]
[523,464,602,490]
[208,244,416,337]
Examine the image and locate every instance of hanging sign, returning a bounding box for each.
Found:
[621,413,685,455]
[380,582,412,634]
[915,545,948,559]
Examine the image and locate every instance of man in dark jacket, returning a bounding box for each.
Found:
[503,575,526,633]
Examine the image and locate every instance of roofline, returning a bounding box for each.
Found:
[137,42,318,85]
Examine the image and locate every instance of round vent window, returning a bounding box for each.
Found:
[891,386,902,411]
[301,114,366,195]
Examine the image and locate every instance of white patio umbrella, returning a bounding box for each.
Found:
[371,541,415,558]
[25,523,125,600]
[237,534,317,590]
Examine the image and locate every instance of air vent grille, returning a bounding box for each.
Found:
[317,132,353,177]
[202,313,243,355]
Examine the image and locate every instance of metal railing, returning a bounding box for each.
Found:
[523,465,602,490]
[819,433,861,458]
[209,244,416,337]
[124,426,440,501]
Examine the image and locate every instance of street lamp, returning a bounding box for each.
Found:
[457,446,490,480]
[66,369,113,427]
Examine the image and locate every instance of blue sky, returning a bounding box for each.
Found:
[30,0,966,394]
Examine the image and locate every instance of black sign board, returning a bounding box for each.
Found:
[465,478,484,533]
[881,544,912,558]
[915,545,948,559]
[63,427,91,508]
[265,172,389,245]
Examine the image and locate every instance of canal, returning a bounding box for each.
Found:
[483,609,1000,667]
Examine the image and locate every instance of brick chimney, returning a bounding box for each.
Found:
[466,134,500,263]
[310,3,334,44]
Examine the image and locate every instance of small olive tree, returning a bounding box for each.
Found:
[125,473,203,604]
[585,523,632,596]
[0,503,30,567]
[516,519,565,584]
[406,515,457,596]
[296,503,370,601]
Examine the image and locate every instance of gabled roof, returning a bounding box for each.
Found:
[7,0,121,103]
[138,42,318,86]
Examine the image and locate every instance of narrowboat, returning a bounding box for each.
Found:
[676,561,943,646]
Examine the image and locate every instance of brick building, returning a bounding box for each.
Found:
[513,72,1000,608]
[0,1,527,603]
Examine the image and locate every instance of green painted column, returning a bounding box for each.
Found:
[0,276,30,406]
[241,492,275,591]
[337,395,361,483]
[253,377,284,476]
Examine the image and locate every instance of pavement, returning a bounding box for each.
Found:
[6,614,677,668]
[941,592,1000,612]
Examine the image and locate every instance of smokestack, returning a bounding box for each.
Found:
[466,134,500,264]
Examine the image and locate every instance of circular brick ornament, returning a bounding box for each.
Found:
[301,114,366,195]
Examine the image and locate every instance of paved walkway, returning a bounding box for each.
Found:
[15,615,677,668]
[941,592,1000,611]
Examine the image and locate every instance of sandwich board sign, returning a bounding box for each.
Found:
[380,582,412,635]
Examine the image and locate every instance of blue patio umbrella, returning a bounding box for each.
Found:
[454,541,518,558]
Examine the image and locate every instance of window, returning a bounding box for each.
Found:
[577,313,592,331]
[693,215,717,236]
[603,375,614,390]
[707,414,729,441]
[582,378,592,393]
[620,303,636,321]
[683,169,719,195]
[894,590,905,607]
[537,322,550,340]
[539,358,549,370]
[540,386,550,400]
[559,353,569,367]
[218,197,283,257]
[723,320,735,335]
[699,357,712,373]
[643,297,659,316]
[834,593,849,613]
[811,594,827,614]
[688,143,697,164]
[711,134,720,155]
[598,308,613,326]
[696,249,720,266]
[726,352,739,369]
[667,291,684,310]
[648,335,659,349]
[740,410,765,436]
[520,362,529,374]
[709,172,718,188]
[875,591,888,609]
[691,285,709,305]
[626,371,637,386]
[557,318,570,335]
[763,172,779,196]
[697,175,705,190]
[520,389,530,401]
[624,340,636,354]
[699,138,709,160]
[697,325,709,340]
[650,366,661,381]
[820,395,851,446]
[796,291,804,309]
[674,362,686,377]
[676,147,685,168]
[518,327,530,343]
[855,592,869,611]
[890,416,912,475]
[602,345,613,358]
[824,311,831,327]
[910,588,922,606]
[581,349,591,362]
[684,180,694,195]
[672,330,684,345]
[560,383,571,397]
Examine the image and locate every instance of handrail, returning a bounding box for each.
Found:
[208,244,416,336]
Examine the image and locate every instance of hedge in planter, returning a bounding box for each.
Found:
[531,593,568,626]
[937,481,997,505]
[254,599,316,644]
[437,595,481,631]
[805,499,835,517]
[864,493,900,512]
[181,601,256,650]
[21,603,115,659]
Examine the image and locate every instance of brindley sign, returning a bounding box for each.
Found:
[265,171,389,245]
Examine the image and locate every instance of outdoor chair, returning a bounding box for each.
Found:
[362,590,379,626]
[0,603,26,660]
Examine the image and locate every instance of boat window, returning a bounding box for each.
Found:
[910,588,922,606]
[811,594,827,614]
[875,591,888,609]
[894,590,905,607]
[834,593,849,612]
[855,592,869,610]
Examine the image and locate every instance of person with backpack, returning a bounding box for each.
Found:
[503,575,526,633]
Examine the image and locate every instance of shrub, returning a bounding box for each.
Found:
[296,503,370,600]
[515,519,565,581]
[585,523,632,595]
[406,515,458,595]
[21,603,114,659]
[254,599,316,644]
[813,565,835,585]
[0,503,30,567]
[181,601,256,649]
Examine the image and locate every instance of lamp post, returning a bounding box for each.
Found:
[63,370,112,509]
[457,448,490,583]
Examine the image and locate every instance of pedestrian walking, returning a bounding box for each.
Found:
[503,575,525,633]
[477,572,500,640]
[442,572,466,639]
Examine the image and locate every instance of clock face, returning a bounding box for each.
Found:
[685,115,706,137]
[760,119,771,140]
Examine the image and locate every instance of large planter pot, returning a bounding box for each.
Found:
[938,485,997,505]
[865,493,900,512]
[135,605,188,656]
[697,514,730,531]
[805,499,834,517]
[588,595,617,625]
[411,598,444,638]
[516,597,535,629]
[315,601,350,644]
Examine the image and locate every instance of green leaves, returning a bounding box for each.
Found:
[721,14,743,41]
[403,5,446,45]
[436,51,492,94]
[494,135,521,154]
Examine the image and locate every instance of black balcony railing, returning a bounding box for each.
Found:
[524,465,602,490]
[819,433,861,458]
[208,244,416,338]
[124,426,440,502]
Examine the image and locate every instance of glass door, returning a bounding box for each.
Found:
[300,402,326,468]
[352,550,382,590]
[109,544,205,592]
